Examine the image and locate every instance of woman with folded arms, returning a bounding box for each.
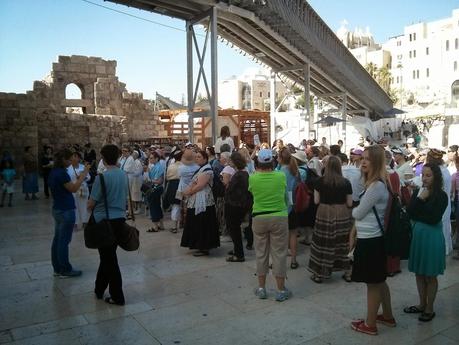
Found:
[403,163,448,322]
[350,145,395,336]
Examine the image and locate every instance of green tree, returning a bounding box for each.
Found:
[365,62,378,78]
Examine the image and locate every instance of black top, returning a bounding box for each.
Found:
[407,189,448,225]
[314,176,352,204]
[84,149,96,164]
[225,170,251,209]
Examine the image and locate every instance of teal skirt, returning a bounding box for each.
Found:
[408,221,445,276]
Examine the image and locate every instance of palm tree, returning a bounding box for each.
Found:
[376,66,392,93]
[365,62,378,78]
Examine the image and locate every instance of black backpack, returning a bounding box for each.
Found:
[211,166,226,198]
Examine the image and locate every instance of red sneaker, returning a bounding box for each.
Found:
[351,320,378,335]
[376,314,396,327]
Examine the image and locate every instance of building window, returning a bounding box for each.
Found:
[413,33,416,41]
[446,40,450,51]
[455,61,458,71]
[426,68,429,77]
[416,70,419,78]
[456,38,458,49]
[426,47,429,55]
[268,91,270,97]
[259,91,263,97]
[409,34,412,41]
[413,50,416,58]
[413,70,416,79]
[409,51,412,58]
[397,40,401,46]
[396,76,399,83]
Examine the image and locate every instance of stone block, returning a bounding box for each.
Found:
[58,56,70,64]
[88,56,103,64]
[95,65,106,74]
[52,63,64,72]
[70,55,89,64]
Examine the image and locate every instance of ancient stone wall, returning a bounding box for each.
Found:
[0,55,167,175]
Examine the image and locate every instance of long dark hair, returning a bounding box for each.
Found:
[423,163,443,198]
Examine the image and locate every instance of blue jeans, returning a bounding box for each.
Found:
[51,209,76,273]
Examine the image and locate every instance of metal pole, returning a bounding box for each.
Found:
[210,7,218,146]
[341,93,347,148]
[303,64,311,139]
[270,71,276,145]
[186,21,194,143]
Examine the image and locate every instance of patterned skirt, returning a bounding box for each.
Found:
[308,203,352,279]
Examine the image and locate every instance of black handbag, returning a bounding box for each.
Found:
[119,180,140,251]
[84,175,116,249]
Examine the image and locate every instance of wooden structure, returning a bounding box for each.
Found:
[159,108,270,148]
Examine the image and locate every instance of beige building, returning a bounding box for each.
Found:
[218,70,287,111]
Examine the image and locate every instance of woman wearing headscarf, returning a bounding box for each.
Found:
[180,150,219,256]
[144,151,165,232]
[163,150,183,233]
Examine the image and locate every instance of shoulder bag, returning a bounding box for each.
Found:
[84,174,116,249]
[118,177,140,251]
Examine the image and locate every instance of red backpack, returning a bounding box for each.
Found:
[294,166,314,212]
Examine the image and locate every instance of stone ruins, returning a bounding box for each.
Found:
[0,55,167,171]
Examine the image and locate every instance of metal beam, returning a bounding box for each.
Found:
[186,20,194,143]
[210,6,218,145]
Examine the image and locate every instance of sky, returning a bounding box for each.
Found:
[0,0,458,102]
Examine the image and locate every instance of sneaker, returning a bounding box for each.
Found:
[254,287,267,299]
[59,270,82,278]
[351,320,378,335]
[376,314,396,327]
[275,288,291,302]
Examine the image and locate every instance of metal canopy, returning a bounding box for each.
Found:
[108,0,392,118]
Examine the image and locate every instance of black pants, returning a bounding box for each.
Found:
[225,204,246,258]
[244,214,253,248]
[43,170,50,197]
[95,219,125,303]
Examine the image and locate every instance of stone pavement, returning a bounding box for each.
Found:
[0,187,458,345]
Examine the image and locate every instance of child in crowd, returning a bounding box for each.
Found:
[1,160,16,207]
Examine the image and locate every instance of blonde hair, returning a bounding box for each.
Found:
[363,145,387,188]
[238,147,251,163]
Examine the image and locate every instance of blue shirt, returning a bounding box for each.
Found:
[90,168,127,222]
[148,163,164,181]
[1,168,16,184]
[48,168,75,210]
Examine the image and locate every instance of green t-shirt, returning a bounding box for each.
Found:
[249,171,288,217]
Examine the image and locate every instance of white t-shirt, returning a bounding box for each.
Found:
[214,136,235,154]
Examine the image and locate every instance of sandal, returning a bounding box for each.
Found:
[226,255,245,262]
[342,274,352,283]
[147,226,159,233]
[403,305,424,314]
[310,274,323,284]
[193,251,209,257]
[418,312,435,322]
[290,262,299,269]
[104,297,125,306]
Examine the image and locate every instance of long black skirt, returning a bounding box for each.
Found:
[163,179,180,210]
[180,206,220,251]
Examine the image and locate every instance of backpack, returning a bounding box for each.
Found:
[212,166,226,198]
[373,183,412,260]
[294,167,312,212]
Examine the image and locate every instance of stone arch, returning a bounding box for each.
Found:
[452,80,459,106]
[65,82,84,99]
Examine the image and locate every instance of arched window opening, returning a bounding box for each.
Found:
[65,83,83,99]
[65,83,86,114]
[452,80,459,106]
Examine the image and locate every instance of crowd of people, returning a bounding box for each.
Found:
[1,123,458,335]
